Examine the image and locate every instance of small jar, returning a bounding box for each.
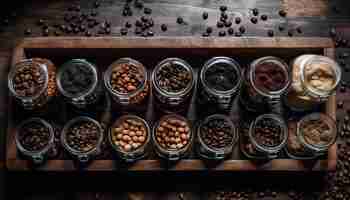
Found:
[57,59,100,109]
[284,55,341,111]
[104,58,149,108]
[248,114,288,159]
[15,118,55,164]
[109,115,150,162]
[197,57,243,113]
[197,114,238,160]
[152,114,193,161]
[61,116,103,163]
[8,59,49,110]
[152,58,195,112]
[240,56,291,113]
[297,113,337,157]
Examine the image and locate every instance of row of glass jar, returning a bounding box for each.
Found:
[8,55,341,113]
[16,112,337,164]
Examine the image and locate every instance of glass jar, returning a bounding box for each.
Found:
[197,57,243,114]
[151,58,195,112]
[109,114,151,162]
[15,117,55,164]
[248,114,288,159]
[32,58,58,97]
[61,116,104,163]
[297,113,337,157]
[239,56,291,113]
[57,59,100,109]
[104,58,149,108]
[152,114,193,161]
[8,59,49,110]
[284,55,341,111]
[197,114,238,160]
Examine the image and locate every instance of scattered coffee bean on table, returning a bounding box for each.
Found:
[253,118,283,146]
[200,118,234,149]
[156,61,191,93]
[161,24,167,31]
[219,30,226,36]
[220,6,227,12]
[250,17,258,24]
[278,25,285,31]
[268,30,274,37]
[217,21,224,28]
[110,62,144,94]
[111,117,148,152]
[252,8,259,16]
[177,17,184,24]
[206,27,213,34]
[19,121,50,152]
[120,28,128,35]
[202,12,208,20]
[228,27,234,35]
[235,17,241,24]
[261,14,268,21]
[239,26,245,33]
[66,121,100,152]
[155,116,191,150]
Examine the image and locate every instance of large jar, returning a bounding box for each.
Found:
[197,114,238,160]
[104,58,149,109]
[297,113,337,157]
[8,59,49,110]
[197,57,242,114]
[57,59,101,109]
[284,55,341,111]
[152,58,195,113]
[248,114,288,159]
[15,117,55,164]
[239,56,291,113]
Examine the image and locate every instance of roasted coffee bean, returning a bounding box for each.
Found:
[135,27,142,34]
[147,30,154,36]
[66,121,100,152]
[279,10,287,17]
[161,24,167,31]
[250,17,258,24]
[202,12,208,20]
[221,12,228,20]
[94,1,100,8]
[219,30,226,37]
[288,30,293,37]
[268,30,274,37]
[329,27,337,37]
[177,17,184,24]
[235,17,241,24]
[75,5,81,12]
[220,6,227,12]
[120,28,128,35]
[19,121,50,152]
[105,27,111,34]
[239,26,246,33]
[206,27,213,34]
[42,23,49,29]
[228,27,234,35]
[66,26,72,33]
[73,27,80,34]
[253,118,283,146]
[144,7,152,14]
[105,21,111,28]
[200,118,234,149]
[125,21,132,28]
[59,24,66,31]
[24,28,32,35]
[134,0,144,9]
[224,20,232,27]
[252,8,259,16]
[43,28,49,36]
[135,20,142,27]
[202,32,210,37]
[340,86,346,93]
[217,21,224,28]
[79,25,86,32]
[341,39,349,47]
[85,31,92,37]
[296,27,302,34]
[261,14,268,21]
[278,24,285,31]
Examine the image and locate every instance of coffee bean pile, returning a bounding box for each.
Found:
[18,121,50,152]
[66,121,100,152]
[155,116,191,150]
[204,62,239,91]
[336,143,350,187]
[13,62,46,97]
[32,58,57,97]
[111,117,148,152]
[156,62,192,93]
[200,118,234,149]
[60,63,95,95]
[301,118,333,146]
[253,118,283,147]
[110,62,144,93]
[214,191,250,200]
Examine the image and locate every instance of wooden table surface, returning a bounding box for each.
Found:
[0,0,350,199]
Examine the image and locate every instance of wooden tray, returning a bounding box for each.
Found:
[6,37,337,171]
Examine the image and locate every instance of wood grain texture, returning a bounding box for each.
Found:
[282,0,328,17]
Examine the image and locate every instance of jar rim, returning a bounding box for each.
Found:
[15,117,55,155]
[200,57,243,95]
[56,59,99,99]
[104,57,148,98]
[296,112,337,152]
[108,114,151,154]
[249,56,291,98]
[152,58,195,97]
[197,114,238,153]
[8,59,49,100]
[61,116,104,156]
[248,114,288,154]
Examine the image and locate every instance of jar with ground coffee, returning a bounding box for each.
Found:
[57,59,100,109]
[8,59,49,110]
[240,56,291,113]
[104,58,149,109]
[109,115,150,162]
[152,114,193,161]
[197,114,238,160]
[248,114,288,159]
[297,113,337,156]
[61,116,103,163]
[152,58,195,113]
[15,117,55,164]
[284,55,341,111]
[197,57,242,114]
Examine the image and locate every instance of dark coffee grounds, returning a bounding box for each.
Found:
[19,122,50,152]
[253,118,283,147]
[253,61,287,92]
[204,63,238,91]
[61,63,94,95]
[200,118,233,149]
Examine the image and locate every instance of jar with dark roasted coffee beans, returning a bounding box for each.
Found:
[109,115,150,162]
[61,116,103,162]
[152,114,193,161]
[57,59,101,109]
[248,114,288,158]
[197,114,238,160]
[8,59,49,110]
[152,58,195,113]
[297,113,337,157]
[240,56,291,113]
[104,58,149,109]
[197,57,242,114]
[15,118,55,164]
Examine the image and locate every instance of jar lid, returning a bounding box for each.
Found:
[297,113,337,152]
[200,57,242,95]
[57,59,98,99]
